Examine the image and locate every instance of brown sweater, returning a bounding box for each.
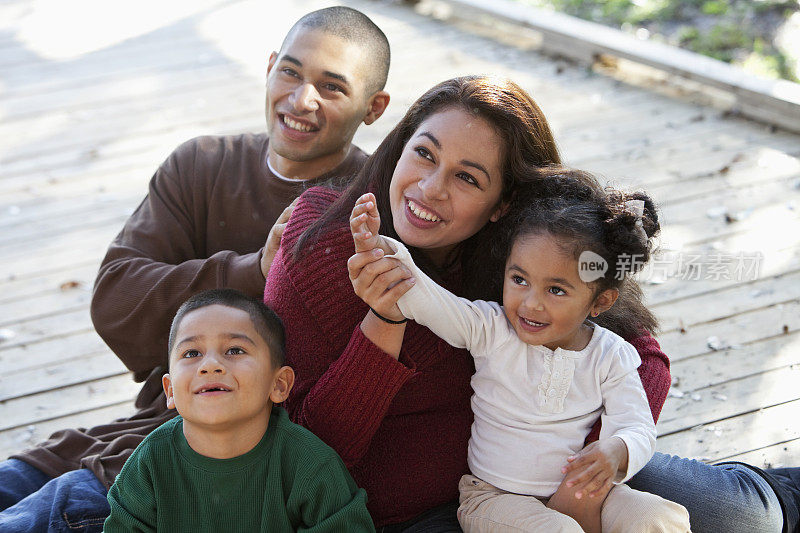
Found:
[11,133,368,487]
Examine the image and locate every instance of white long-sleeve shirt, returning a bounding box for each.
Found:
[387,237,656,497]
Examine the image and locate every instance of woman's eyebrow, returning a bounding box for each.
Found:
[418,131,441,148]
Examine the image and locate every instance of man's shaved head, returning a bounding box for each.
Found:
[282,6,390,94]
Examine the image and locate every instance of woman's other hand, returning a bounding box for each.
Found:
[347,249,414,323]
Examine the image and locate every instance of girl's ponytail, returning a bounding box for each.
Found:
[603,190,661,281]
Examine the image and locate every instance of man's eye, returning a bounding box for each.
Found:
[549,286,566,296]
[322,82,343,93]
[281,68,299,78]
[182,349,201,358]
[226,347,246,356]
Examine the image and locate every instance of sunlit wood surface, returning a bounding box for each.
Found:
[1,0,798,469]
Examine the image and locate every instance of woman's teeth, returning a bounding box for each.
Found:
[283,115,314,132]
[408,199,440,222]
[522,318,546,327]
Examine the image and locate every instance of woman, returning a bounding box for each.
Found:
[265,76,797,532]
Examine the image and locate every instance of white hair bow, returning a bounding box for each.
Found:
[624,199,648,244]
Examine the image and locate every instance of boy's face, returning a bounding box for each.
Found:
[162,304,287,431]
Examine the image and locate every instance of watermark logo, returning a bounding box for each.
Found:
[578,251,608,282]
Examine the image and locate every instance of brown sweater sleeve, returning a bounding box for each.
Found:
[90,139,265,378]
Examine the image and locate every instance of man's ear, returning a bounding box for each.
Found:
[363,91,390,125]
[591,288,619,317]
[269,366,295,404]
[490,201,510,223]
[162,373,176,410]
[266,51,278,76]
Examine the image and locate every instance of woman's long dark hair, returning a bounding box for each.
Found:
[294,76,561,300]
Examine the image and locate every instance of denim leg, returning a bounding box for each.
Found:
[628,452,783,533]
[0,459,53,511]
[0,468,109,533]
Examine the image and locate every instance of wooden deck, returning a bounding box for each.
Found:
[1,0,799,469]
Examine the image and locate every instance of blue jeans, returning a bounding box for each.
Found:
[0,459,109,533]
[628,452,786,532]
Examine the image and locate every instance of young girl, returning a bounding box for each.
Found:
[349,168,691,533]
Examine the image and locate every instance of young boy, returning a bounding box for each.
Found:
[104,289,374,532]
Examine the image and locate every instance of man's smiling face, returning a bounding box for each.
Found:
[264,28,376,177]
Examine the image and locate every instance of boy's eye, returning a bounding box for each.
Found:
[226,347,246,356]
[511,274,527,286]
[549,286,566,296]
[182,349,202,359]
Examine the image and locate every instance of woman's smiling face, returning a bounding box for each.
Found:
[388,107,506,266]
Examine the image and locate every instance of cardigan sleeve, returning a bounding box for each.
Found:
[585,332,670,444]
[266,188,415,468]
[90,138,265,378]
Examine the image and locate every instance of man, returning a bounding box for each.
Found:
[0,7,390,532]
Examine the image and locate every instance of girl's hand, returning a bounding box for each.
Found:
[347,249,414,322]
[350,193,382,253]
[351,192,394,256]
[561,437,628,500]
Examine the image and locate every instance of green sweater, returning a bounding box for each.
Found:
[104,407,374,532]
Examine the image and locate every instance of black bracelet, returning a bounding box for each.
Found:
[369,307,408,325]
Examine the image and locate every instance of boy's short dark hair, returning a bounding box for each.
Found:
[167,289,285,368]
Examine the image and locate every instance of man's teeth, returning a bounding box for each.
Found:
[283,115,314,132]
[408,200,440,222]
[522,318,546,327]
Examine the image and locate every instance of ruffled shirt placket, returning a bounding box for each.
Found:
[537,347,582,414]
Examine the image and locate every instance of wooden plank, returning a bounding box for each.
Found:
[0,350,127,402]
[657,364,800,435]
[0,286,92,328]
[668,331,800,392]
[0,210,130,248]
[0,308,96,350]
[0,402,136,461]
[659,301,800,362]
[442,0,800,133]
[0,263,97,304]
[661,196,800,249]
[656,400,800,462]
[645,237,800,309]
[652,270,800,333]
[722,438,800,468]
[0,330,109,375]
[0,374,142,432]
